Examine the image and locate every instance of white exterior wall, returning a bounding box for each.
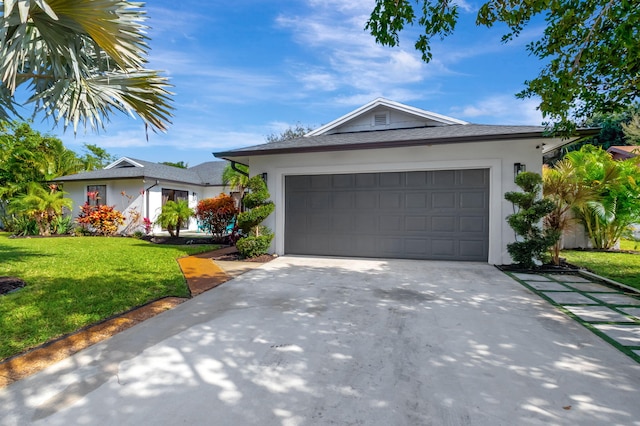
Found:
[62,180,227,234]
[244,139,543,265]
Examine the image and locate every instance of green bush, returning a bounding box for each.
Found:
[6,215,38,236]
[236,176,275,257]
[236,232,274,259]
[505,172,559,268]
[51,215,73,235]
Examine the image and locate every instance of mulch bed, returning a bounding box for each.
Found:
[0,277,26,295]
[213,253,276,263]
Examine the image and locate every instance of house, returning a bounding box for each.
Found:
[55,158,230,234]
[607,145,640,161]
[215,98,595,264]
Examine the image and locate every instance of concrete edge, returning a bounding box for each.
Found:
[577,270,640,295]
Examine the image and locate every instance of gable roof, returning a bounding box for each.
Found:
[215,99,598,160]
[306,98,468,136]
[54,157,228,186]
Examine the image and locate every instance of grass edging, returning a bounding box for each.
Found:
[577,270,640,296]
[503,271,640,365]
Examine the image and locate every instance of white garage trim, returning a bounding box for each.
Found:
[271,158,503,263]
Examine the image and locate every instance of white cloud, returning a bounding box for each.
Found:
[450,95,544,125]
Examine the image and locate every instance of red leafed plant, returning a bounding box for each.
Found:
[195,194,239,240]
[77,203,125,236]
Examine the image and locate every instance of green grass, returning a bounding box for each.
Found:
[562,249,640,291]
[0,233,218,360]
[620,238,640,251]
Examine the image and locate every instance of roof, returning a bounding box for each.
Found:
[607,145,640,158]
[305,98,468,136]
[55,157,228,186]
[214,99,598,160]
[215,124,597,158]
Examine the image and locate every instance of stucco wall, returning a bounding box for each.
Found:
[243,138,544,265]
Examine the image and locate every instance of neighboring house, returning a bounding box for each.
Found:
[55,158,230,234]
[216,98,595,265]
[607,145,640,161]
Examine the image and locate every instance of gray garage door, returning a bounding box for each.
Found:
[285,169,489,261]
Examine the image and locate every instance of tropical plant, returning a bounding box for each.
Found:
[366,0,640,131]
[236,176,275,258]
[76,203,125,236]
[8,183,73,236]
[155,200,193,237]
[222,163,249,195]
[195,194,239,241]
[565,145,640,249]
[0,0,173,133]
[543,161,594,265]
[0,122,84,201]
[505,172,559,268]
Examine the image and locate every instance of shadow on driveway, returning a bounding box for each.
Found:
[2,256,640,425]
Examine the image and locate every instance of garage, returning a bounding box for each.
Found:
[285,168,489,261]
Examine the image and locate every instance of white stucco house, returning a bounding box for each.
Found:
[215,98,595,265]
[55,158,231,234]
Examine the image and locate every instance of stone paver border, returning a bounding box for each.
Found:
[505,270,640,364]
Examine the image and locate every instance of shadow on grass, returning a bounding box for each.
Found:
[0,242,40,264]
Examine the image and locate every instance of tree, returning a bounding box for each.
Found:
[9,182,72,236]
[81,144,116,171]
[0,0,173,133]
[222,163,249,196]
[366,0,640,130]
[236,176,275,258]
[623,115,640,144]
[505,172,558,268]
[160,161,188,169]
[266,123,314,143]
[155,200,193,237]
[543,162,594,265]
[0,122,84,201]
[564,145,640,249]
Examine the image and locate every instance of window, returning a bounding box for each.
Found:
[161,189,189,205]
[161,189,189,230]
[87,185,107,206]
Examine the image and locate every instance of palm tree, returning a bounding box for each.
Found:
[222,163,249,210]
[222,163,249,193]
[9,183,72,236]
[543,161,594,265]
[155,200,193,237]
[0,0,173,133]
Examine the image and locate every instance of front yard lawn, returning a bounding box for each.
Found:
[0,233,218,361]
[562,249,640,291]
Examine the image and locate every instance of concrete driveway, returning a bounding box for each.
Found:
[2,257,640,425]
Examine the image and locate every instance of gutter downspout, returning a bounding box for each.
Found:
[231,161,249,177]
[144,179,160,220]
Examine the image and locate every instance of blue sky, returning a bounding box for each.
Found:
[34,0,547,166]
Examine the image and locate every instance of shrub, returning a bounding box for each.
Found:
[236,176,275,258]
[51,215,73,235]
[236,232,273,259]
[5,215,38,236]
[505,171,559,268]
[76,203,125,236]
[195,194,238,240]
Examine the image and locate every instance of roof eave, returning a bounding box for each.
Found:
[215,131,557,158]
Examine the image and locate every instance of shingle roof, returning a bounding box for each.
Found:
[215,124,558,158]
[55,158,228,186]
